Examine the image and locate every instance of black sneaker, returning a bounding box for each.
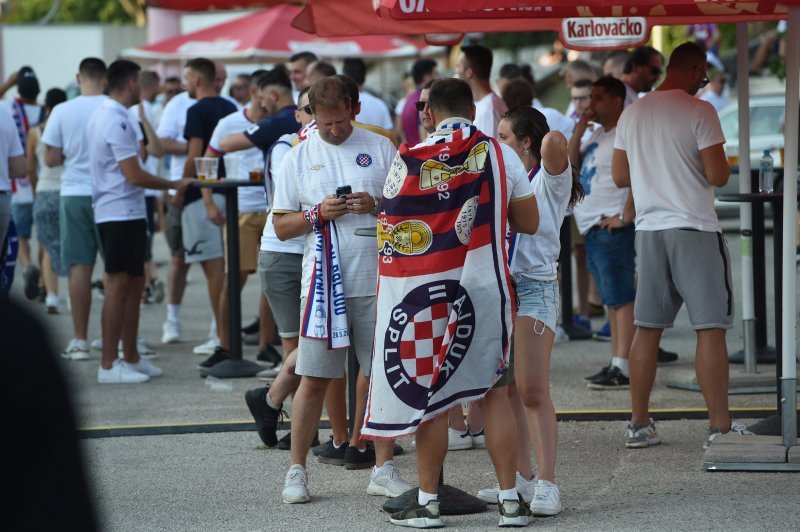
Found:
[242,317,260,335]
[197,347,230,369]
[498,494,534,527]
[37,286,46,303]
[312,436,332,456]
[390,499,444,528]
[657,347,679,364]
[344,441,376,470]
[276,430,320,451]
[23,266,40,301]
[257,344,282,366]
[583,364,611,382]
[316,438,349,466]
[587,366,630,390]
[244,386,283,447]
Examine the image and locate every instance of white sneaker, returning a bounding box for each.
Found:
[97,359,150,384]
[128,357,163,378]
[91,338,103,350]
[45,294,59,314]
[193,337,220,355]
[61,339,90,361]
[447,427,473,451]
[161,319,181,344]
[477,471,537,504]
[367,460,412,497]
[531,479,561,516]
[471,429,486,449]
[282,465,310,504]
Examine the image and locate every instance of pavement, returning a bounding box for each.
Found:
[8,228,800,531]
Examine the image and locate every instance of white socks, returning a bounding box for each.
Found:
[167,304,180,323]
[418,489,438,505]
[611,356,630,377]
[498,487,519,502]
[265,392,281,410]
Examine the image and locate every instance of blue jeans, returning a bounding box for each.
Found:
[584,224,636,308]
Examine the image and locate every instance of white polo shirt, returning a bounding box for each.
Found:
[272,127,395,298]
[0,106,24,192]
[41,94,107,197]
[208,108,267,213]
[86,98,145,224]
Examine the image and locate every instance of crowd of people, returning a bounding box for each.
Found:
[0,39,754,528]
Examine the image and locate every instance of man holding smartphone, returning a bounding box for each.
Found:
[270,76,409,504]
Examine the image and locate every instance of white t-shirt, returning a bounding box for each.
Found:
[208,108,267,213]
[356,91,393,131]
[573,126,629,235]
[0,106,24,192]
[533,99,575,139]
[614,89,726,232]
[260,133,305,254]
[156,91,195,187]
[86,99,145,223]
[474,92,507,138]
[129,100,160,198]
[41,94,107,197]
[511,162,574,281]
[272,127,396,298]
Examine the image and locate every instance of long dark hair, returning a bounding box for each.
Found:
[503,106,584,209]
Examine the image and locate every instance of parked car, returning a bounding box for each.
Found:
[715,94,786,217]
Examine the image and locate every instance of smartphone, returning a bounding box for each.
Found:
[336,185,352,199]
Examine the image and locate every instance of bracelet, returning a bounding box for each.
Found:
[303,203,323,228]
[369,196,380,216]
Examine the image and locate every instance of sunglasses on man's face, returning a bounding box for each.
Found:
[301,105,312,115]
[415,100,429,112]
[649,66,663,77]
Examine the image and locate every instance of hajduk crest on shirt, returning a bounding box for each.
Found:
[362,123,514,439]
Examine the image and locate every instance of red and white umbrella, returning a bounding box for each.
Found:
[123,4,441,62]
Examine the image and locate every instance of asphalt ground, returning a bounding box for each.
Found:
[9,228,800,531]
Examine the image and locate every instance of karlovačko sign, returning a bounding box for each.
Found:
[561,16,650,50]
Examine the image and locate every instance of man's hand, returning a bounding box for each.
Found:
[171,187,187,209]
[173,178,194,193]
[575,108,595,134]
[345,192,375,215]
[319,194,348,221]
[599,213,629,233]
[206,201,225,226]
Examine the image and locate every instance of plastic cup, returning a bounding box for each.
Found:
[223,155,241,180]
[195,157,219,182]
[249,166,265,183]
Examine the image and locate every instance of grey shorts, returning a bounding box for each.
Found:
[634,229,734,330]
[258,250,302,338]
[180,197,224,264]
[296,295,376,379]
[60,195,101,267]
[166,201,184,257]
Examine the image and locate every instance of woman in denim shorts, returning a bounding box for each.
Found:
[493,107,584,516]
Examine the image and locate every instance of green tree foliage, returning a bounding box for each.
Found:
[4,0,135,25]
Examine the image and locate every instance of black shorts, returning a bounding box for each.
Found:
[144,196,156,262]
[97,219,147,276]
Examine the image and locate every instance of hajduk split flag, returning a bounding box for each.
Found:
[362,124,515,439]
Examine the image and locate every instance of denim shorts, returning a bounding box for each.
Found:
[514,277,560,334]
[584,224,636,308]
[11,202,33,238]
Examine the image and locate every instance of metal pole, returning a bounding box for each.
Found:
[736,23,757,373]
[780,7,799,448]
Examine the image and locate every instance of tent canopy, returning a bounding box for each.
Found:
[123,5,440,62]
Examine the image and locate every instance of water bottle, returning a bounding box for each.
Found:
[759,150,774,193]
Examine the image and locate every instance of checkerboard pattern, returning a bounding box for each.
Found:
[399,302,452,387]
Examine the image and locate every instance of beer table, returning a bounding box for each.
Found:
[196,179,265,378]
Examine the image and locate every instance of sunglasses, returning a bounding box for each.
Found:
[649,66,663,77]
[415,100,429,112]
[300,105,312,114]
[699,75,710,89]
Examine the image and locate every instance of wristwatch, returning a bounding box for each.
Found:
[618,214,625,224]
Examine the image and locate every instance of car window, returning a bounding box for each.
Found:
[750,105,784,137]
[719,107,738,140]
